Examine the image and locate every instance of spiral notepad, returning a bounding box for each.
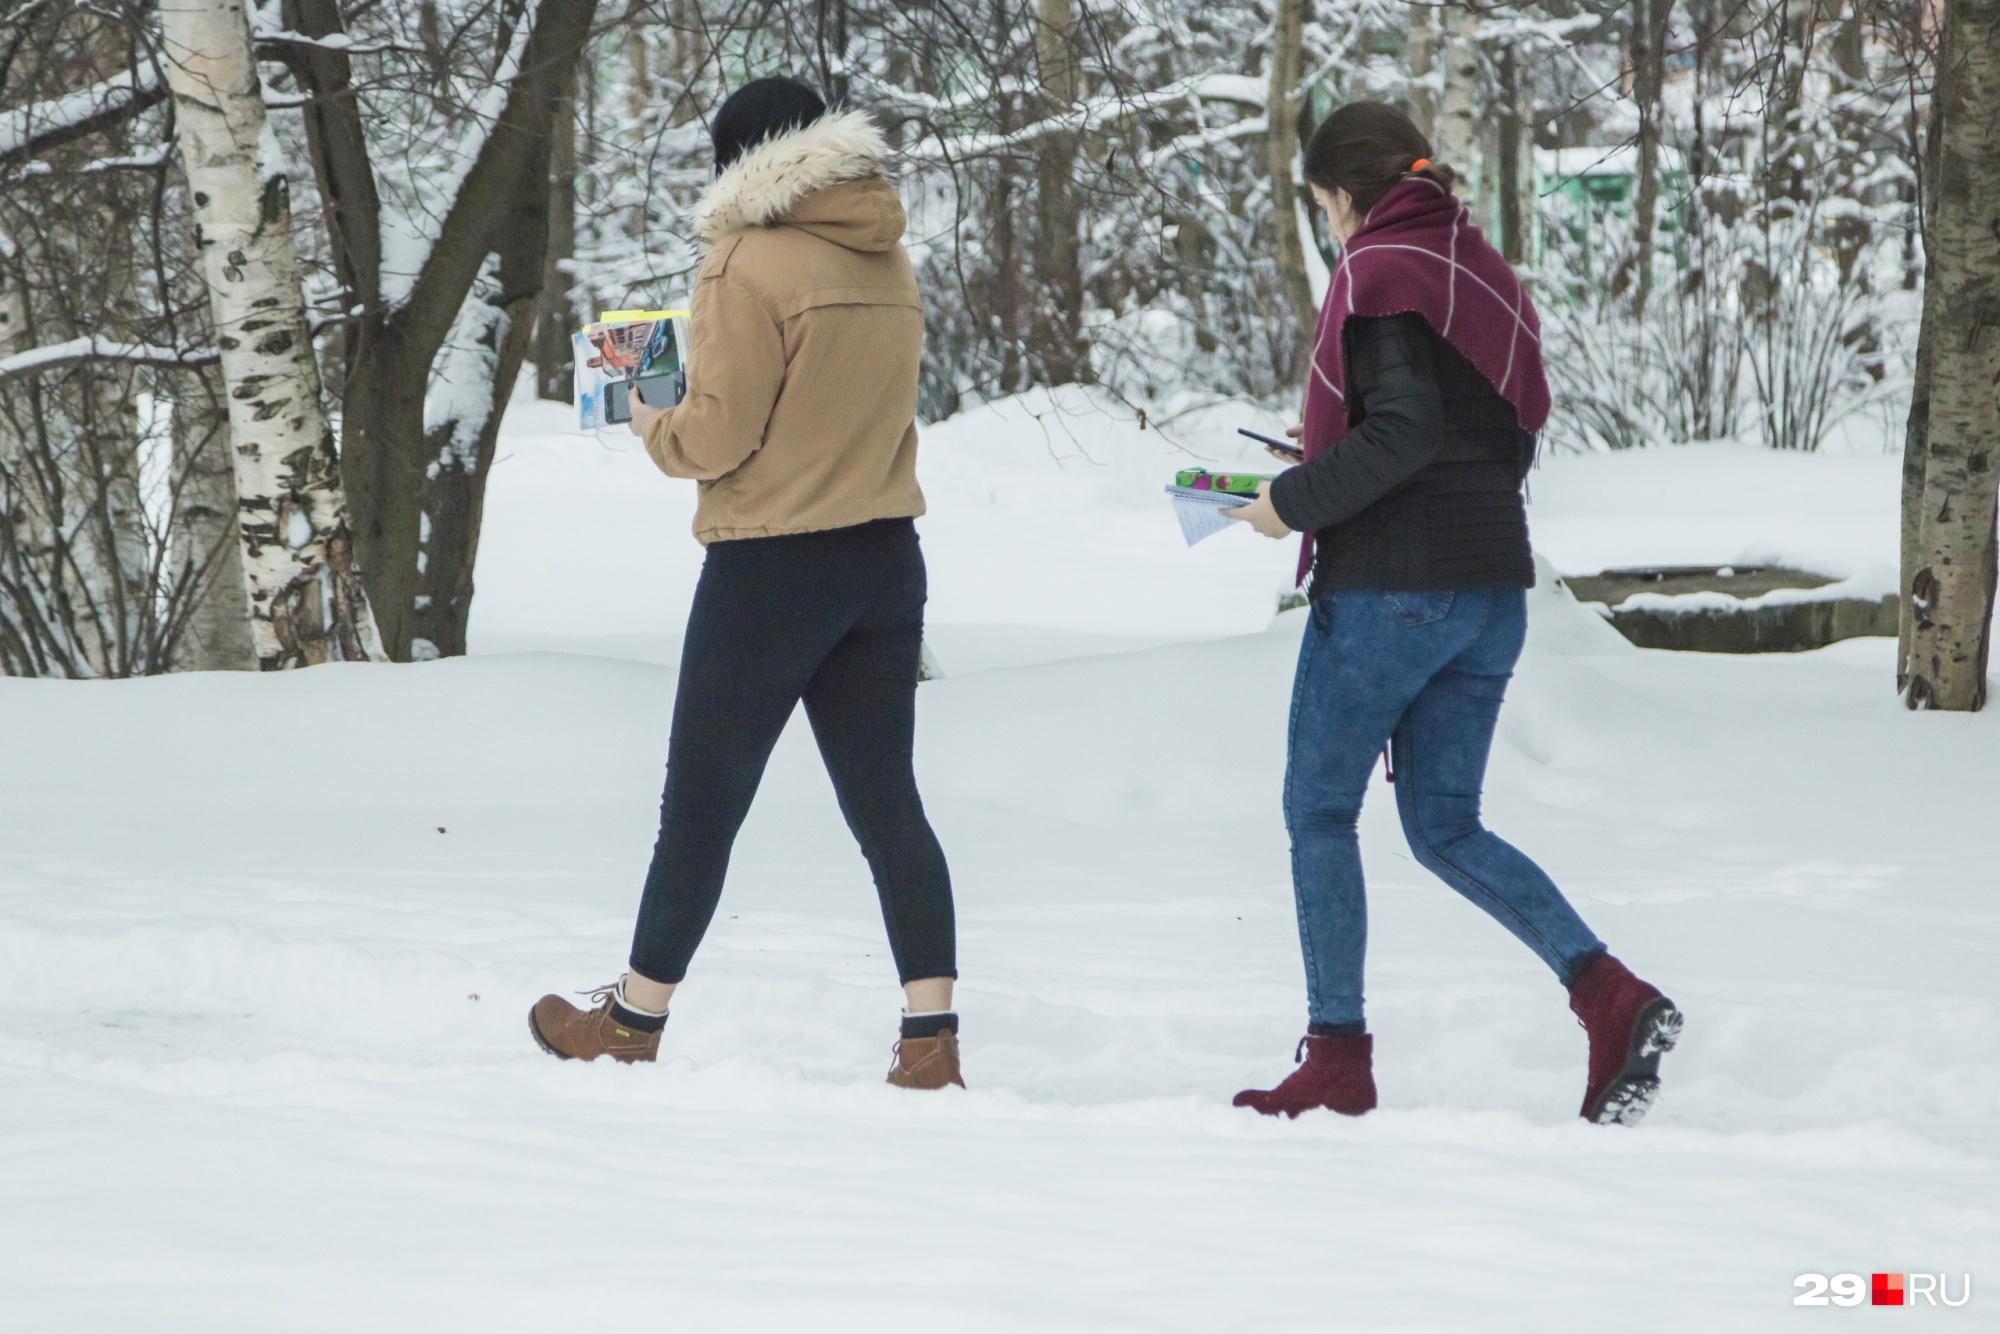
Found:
[1164,484,1253,546]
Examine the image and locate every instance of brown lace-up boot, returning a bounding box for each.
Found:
[529,983,665,1063]
[887,1014,965,1089]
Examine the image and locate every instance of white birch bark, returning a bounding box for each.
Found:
[169,374,255,671]
[72,359,148,673]
[1434,5,1480,197]
[0,246,73,675]
[1406,4,1437,142]
[1903,0,2000,711]
[159,0,384,669]
[76,20,150,674]
[0,253,28,497]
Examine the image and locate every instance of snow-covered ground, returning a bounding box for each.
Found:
[3,389,1991,1330]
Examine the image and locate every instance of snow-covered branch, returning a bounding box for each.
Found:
[1146,116,1269,169]
[80,145,174,174]
[378,6,540,310]
[850,72,1039,118]
[901,72,1269,165]
[0,336,219,379]
[0,65,165,167]
[252,29,429,59]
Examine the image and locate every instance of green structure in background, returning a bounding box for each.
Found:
[1533,146,1689,289]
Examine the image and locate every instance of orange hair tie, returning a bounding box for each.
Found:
[1410,158,1432,171]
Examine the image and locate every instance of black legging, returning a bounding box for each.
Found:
[628,518,956,984]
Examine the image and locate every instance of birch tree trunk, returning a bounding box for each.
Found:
[1266,0,1316,334]
[84,20,150,674]
[0,254,46,676]
[1434,6,1479,200]
[168,369,255,671]
[75,358,147,673]
[0,18,158,677]
[1899,304,1933,691]
[74,164,150,674]
[1496,44,1528,265]
[1902,0,2000,711]
[1407,5,1437,142]
[159,0,384,669]
[1899,54,1945,693]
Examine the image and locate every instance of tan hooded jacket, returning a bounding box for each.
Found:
[643,110,926,543]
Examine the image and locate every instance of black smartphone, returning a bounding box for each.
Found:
[604,372,682,424]
[1238,427,1304,460]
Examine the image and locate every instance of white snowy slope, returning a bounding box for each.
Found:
[2,389,1992,1331]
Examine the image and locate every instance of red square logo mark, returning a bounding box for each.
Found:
[1872,1273,1905,1306]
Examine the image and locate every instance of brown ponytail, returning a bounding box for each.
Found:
[1302,101,1458,217]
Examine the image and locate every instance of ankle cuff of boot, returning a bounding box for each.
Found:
[610,981,668,1032]
[609,1000,667,1033]
[1562,946,1611,990]
[901,1011,958,1040]
[1308,1020,1366,1038]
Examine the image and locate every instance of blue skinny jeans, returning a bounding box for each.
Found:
[1284,587,1605,1030]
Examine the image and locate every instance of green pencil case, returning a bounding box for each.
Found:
[1174,468,1273,495]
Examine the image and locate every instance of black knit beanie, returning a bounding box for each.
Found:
[711,77,828,172]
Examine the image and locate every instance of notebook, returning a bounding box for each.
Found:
[1165,468,1273,545]
[1164,483,1256,546]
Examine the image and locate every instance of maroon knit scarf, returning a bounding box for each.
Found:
[1296,177,1549,582]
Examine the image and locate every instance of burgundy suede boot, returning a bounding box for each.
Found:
[1568,952,1683,1125]
[1233,1033,1377,1118]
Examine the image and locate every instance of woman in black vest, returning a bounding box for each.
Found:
[1226,103,1681,1124]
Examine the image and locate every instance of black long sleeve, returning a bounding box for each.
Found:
[1268,313,1444,535]
[1267,311,1537,594]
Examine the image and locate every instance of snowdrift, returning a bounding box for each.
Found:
[1,389,1990,1330]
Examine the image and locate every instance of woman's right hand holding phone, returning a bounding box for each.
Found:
[1267,423,1305,465]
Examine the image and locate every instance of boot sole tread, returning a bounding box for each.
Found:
[1587,998,1682,1125]
[527,1007,574,1060]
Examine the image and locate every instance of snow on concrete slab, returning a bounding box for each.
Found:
[1526,439,1901,595]
[3,391,1992,1329]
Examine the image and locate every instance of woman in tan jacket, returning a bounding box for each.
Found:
[530,79,962,1090]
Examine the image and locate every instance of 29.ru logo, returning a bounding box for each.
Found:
[1794,1273,1973,1307]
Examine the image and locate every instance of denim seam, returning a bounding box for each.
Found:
[1285,610,1330,1017]
[1397,722,1569,972]
[1411,815,1568,970]
[1392,588,1560,964]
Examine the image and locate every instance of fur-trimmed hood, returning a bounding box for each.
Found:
[691,109,900,248]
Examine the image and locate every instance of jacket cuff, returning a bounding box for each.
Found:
[641,408,678,475]
[1268,467,1313,534]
